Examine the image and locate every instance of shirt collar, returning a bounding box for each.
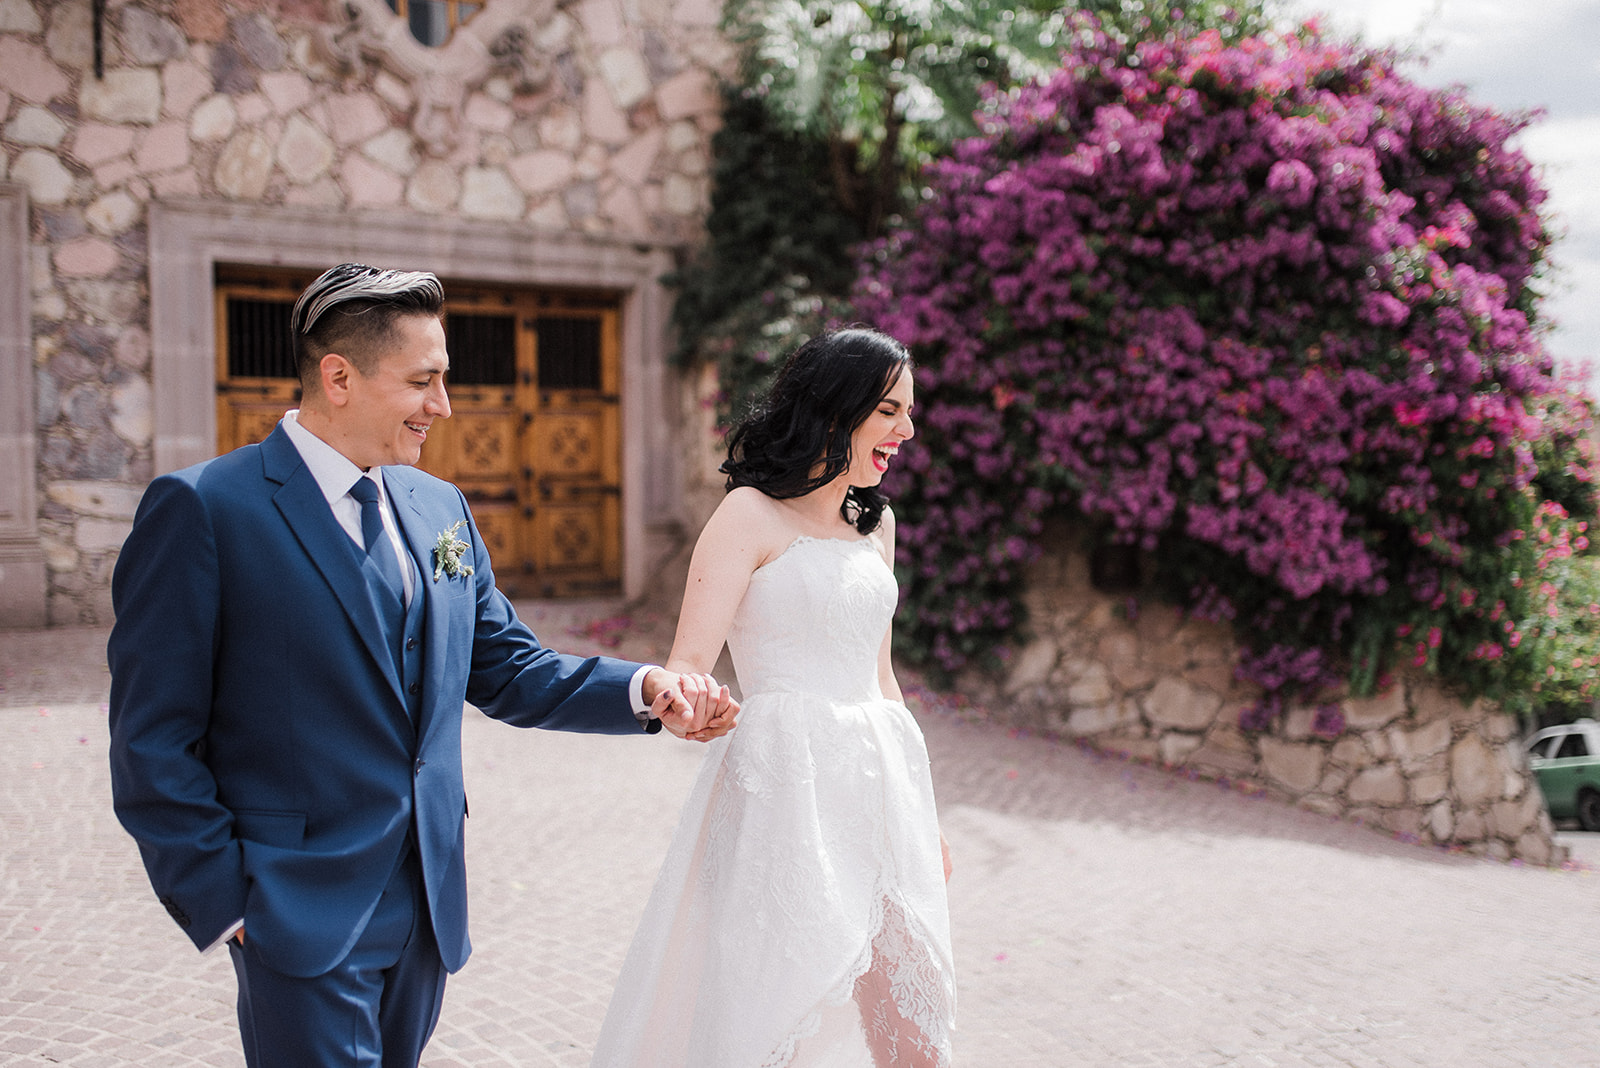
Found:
[280,409,383,505]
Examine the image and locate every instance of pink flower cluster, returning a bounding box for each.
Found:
[853,21,1596,712]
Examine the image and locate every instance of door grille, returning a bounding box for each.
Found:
[536,317,601,391]
[225,297,296,379]
[446,312,515,385]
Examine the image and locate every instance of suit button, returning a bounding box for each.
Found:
[408,682,421,695]
[406,638,418,651]
[415,759,426,775]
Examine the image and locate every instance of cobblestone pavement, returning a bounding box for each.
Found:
[4,610,1598,1068]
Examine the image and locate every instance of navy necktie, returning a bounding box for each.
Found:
[349,476,405,607]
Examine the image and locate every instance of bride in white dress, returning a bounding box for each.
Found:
[592,329,955,1067]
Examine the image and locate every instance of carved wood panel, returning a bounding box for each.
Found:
[419,388,517,489]
[469,502,518,569]
[532,493,621,589]
[533,411,603,480]
[221,392,299,449]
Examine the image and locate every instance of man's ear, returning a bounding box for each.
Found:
[318,353,355,408]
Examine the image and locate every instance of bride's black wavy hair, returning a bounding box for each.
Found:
[721,327,912,535]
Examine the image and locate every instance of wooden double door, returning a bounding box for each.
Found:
[216,268,623,598]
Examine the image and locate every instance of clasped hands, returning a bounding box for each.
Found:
[643,668,739,742]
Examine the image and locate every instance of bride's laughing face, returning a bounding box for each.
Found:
[847,368,915,488]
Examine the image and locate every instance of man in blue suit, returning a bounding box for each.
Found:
[107,263,737,1067]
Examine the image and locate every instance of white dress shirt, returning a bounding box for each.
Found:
[281,409,415,605]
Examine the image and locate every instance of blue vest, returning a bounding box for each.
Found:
[362,550,426,722]
[399,579,425,722]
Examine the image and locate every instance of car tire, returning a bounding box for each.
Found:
[1578,789,1600,833]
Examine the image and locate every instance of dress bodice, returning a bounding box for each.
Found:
[726,535,897,704]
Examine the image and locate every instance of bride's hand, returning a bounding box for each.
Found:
[645,670,739,741]
[674,672,739,742]
[644,669,697,737]
[687,676,738,742]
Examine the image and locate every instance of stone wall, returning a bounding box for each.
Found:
[979,520,1563,865]
[636,352,722,607]
[0,0,729,624]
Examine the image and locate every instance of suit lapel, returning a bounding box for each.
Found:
[261,429,408,709]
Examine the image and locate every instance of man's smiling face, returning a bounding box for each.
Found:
[338,313,452,469]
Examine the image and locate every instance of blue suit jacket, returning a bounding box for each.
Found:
[108,425,645,978]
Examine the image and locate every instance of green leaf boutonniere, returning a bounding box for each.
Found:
[432,520,476,582]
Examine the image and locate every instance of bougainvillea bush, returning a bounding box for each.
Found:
[852,21,1599,722]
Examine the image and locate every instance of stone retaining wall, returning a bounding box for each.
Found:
[975,520,1563,865]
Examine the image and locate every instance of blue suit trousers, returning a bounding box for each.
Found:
[228,845,446,1068]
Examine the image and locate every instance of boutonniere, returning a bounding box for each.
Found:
[432,520,476,582]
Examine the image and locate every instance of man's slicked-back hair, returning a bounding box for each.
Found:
[291,263,445,383]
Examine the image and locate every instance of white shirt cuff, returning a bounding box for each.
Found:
[205,918,245,953]
[629,664,659,720]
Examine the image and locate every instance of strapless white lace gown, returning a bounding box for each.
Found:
[591,535,956,1067]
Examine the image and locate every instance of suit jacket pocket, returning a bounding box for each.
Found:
[232,809,307,849]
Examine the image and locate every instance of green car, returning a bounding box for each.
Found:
[1526,719,1600,831]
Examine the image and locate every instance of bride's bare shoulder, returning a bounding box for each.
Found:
[701,487,793,564]
[722,484,775,511]
[716,485,786,528]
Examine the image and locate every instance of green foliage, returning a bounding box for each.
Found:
[722,0,1064,233]
[722,0,1275,233]
[1529,379,1600,521]
[666,86,861,421]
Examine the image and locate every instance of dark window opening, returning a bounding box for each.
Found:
[385,0,480,47]
[226,297,297,379]
[446,313,515,385]
[536,317,602,391]
[1556,733,1590,759]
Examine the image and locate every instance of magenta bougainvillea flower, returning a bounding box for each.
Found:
[853,20,1597,721]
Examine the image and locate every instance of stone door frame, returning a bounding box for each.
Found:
[0,183,46,627]
[149,199,678,600]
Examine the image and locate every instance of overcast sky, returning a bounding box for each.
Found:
[1286,0,1600,389]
